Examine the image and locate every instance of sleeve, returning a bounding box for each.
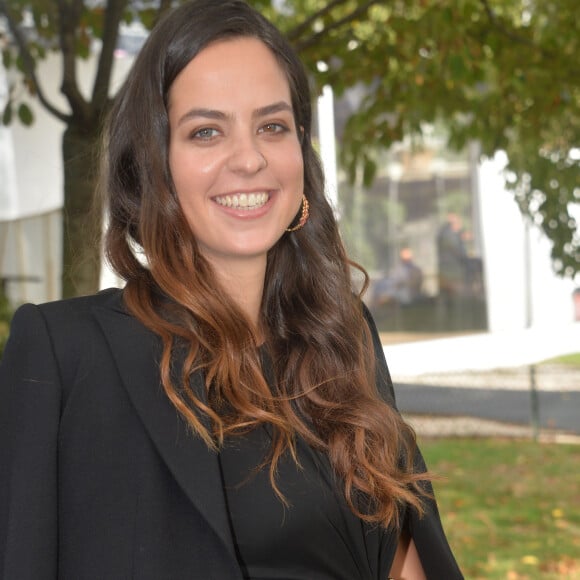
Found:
[0,304,61,579]
[362,302,464,578]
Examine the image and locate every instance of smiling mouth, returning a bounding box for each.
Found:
[214,192,270,210]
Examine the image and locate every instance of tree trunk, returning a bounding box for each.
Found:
[61,123,103,299]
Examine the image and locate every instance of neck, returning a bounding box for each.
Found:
[209,256,267,331]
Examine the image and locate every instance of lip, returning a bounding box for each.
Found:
[211,189,276,219]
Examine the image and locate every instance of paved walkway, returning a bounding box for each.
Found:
[381,322,580,442]
[382,321,580,376]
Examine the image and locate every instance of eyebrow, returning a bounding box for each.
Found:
[176,100,293,127]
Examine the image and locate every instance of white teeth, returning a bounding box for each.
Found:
[215,192,269,210]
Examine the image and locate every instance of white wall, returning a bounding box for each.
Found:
[0,51,134,305]
[478,151,578,331]
[1,57,64,303]
[1,54,64,220]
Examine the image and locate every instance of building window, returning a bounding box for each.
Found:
[338,143,488,336]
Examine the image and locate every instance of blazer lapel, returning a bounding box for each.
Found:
[92,295,241,573]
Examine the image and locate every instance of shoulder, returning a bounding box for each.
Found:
[4,288,155,398]
[11,287,124,332]
[7,287,128,366]
[34,287,125,319]
[11,287,123,321]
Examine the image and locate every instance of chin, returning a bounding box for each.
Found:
[233,232,285,255]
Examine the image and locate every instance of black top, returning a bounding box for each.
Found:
[219,426,401,580]
[1,289,463,579]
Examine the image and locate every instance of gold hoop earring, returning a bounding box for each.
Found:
[286,195,310,232]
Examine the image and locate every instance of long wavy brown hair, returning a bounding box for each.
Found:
[102,0,428,527]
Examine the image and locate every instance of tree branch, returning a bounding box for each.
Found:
[479,0,551,57]
[292,0,383,53]
[56,0,89,121]
[285,0,350,42]
[0,0,70,123]
[91,0,128,111]
[480,0,579,78]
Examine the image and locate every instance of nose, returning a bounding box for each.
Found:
[226,133,267,174]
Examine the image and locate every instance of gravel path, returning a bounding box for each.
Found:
[404,414,580,444]
[393,364,580,392]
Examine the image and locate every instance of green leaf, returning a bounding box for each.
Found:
[2,49,12,69]
[362,158,377,188]
[138,8,160,30]
[449,54,466,80]
[17,103,34,126]
[2,102,13,126]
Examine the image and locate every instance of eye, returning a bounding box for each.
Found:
[191,127,220,140]
[259,122,289,135]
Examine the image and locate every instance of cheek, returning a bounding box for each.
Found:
[168,156,199,221]
[285,147,305,192]
[169,149,221,199]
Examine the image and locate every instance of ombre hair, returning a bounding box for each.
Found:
[102,0,427,527]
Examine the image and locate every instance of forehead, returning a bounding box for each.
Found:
[168,37,292,109]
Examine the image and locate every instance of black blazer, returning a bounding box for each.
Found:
[0,288,462,579]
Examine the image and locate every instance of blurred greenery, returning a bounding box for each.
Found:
[0,0,578,300]
[422,438,580,579]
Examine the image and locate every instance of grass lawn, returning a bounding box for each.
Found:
[420,438,580,579]
[542,353,580,367]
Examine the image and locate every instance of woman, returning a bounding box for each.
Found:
[0,1,463,578]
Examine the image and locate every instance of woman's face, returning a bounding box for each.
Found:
[167,36,304,274]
